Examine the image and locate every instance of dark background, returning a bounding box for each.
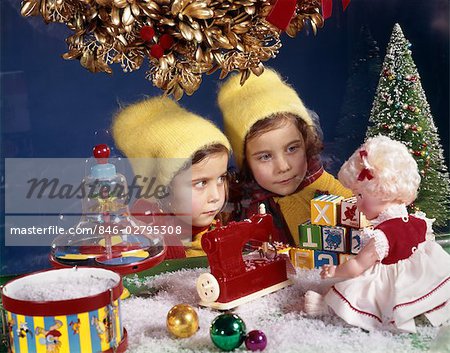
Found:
[1,0,448,275]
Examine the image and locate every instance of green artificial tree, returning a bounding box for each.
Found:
[366,23,450,229]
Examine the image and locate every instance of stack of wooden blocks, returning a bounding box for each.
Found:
[289,195,371,269]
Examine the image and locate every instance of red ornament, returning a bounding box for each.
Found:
[150,44,164,59]
[93,144,110,164]
[410,124,418,131]
[382,124,390,130]
[159,34,174,50]
[413,150,421,156]
[421,143,427,148]
[140,26,155,42]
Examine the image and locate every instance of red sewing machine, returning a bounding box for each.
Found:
[196,205,292,310]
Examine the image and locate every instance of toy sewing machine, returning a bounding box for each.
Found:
[196,205,292,310]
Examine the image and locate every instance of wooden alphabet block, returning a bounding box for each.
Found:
[322,226,347,253]
[290,248,315,269]
[350,228,364,254]
[311,194,344,226]
[298,221,322,249]
[340,197,370,228]
[314,250,338,268]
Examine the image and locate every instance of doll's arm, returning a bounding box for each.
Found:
[321,238,379,279]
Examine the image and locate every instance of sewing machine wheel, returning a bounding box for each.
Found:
[196,273,220,303]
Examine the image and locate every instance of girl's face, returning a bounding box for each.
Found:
[245,119,308,196]
[171,151,228,227]
[355,189,392,220]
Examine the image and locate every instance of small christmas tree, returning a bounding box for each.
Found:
[366,23,450,228]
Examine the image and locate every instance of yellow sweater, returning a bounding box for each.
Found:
[184,220,220,257]
[185,230,207,257]
[274,171,352,238]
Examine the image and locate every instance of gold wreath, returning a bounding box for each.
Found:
[21,0,323,99]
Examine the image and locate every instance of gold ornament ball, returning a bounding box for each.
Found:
[166,304,199,338]
[417,126,423,132]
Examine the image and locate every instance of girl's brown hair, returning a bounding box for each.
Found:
[191,143,230,165]
[241,113,323,181]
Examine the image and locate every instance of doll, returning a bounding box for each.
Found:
[218,68,352,245]
[112,96,231,259]
[304,135,450,333]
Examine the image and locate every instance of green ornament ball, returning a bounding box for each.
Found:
[210,313,246,351]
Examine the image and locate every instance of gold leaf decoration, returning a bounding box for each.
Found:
[20,0,323,99]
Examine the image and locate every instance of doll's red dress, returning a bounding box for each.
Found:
[325,204,450,332]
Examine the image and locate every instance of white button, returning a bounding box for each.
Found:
[196,273,220,303]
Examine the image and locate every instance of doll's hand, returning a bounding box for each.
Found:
[320,265,336,279]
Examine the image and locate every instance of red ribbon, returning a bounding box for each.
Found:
[357,150,373,181]
[321,0,351,20]
[357,168,374,181]
[266,0,298,31]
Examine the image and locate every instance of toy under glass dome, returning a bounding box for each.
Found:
[50,144,166,275]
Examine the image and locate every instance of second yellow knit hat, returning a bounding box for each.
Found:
[112,96,231,187]
[217,68,314,168]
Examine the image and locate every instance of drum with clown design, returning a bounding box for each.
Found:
[1,267,127,353]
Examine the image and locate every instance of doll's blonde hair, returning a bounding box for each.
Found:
[338,135,420,205]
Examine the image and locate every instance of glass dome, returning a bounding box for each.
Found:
[50,144,165,275]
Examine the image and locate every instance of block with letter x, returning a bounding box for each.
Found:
[311,194,344,226]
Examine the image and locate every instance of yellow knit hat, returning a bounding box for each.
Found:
[218,68,314,168]
[112,96,231,187]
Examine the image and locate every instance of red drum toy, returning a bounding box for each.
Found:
[1,267,127,353]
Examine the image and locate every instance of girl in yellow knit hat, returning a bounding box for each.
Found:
[218,68,352,245]
[112,96,231,259]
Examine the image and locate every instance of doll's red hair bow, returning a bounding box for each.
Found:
[357,150,374,181]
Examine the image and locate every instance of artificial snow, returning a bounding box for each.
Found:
[122,268,447,353]
[13,274,118,301]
